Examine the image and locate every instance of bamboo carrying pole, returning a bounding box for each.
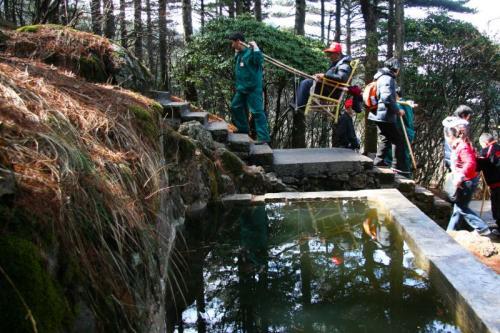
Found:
[480,172,490,218]
[399,115,417,170]
[239,41,315,80]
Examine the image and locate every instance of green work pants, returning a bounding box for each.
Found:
[231,89,270,142]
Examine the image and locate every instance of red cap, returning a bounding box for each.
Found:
[323,42,342,53]
[344,98,353,108]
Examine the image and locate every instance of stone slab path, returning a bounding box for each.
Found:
[273,148,373,177]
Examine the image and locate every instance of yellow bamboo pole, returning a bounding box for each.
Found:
[239,41,315,80]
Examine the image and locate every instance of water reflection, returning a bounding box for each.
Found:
[166,200,459,333]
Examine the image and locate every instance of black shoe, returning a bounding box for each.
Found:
[374,161,390,168]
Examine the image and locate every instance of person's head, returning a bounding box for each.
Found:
[323,42,343,62]
[384,57,401,76]
[228,32,245,51]
[479,133,495,148]
[344,98,354,115]
[447,119,469,144]
[453,105,473,121]
[396,87,403,98]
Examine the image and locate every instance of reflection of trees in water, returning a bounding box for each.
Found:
[166,201,456,332]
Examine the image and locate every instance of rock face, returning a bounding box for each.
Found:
[110,43,153,92]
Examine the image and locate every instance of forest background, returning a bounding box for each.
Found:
[1,0,498,185]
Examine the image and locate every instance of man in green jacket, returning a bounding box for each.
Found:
[228,32,270,144]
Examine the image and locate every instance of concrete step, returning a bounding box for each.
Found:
[227,133,252,153]
[250,143,273,170]
[206,121,229,143]
[371,167,395,186]
[181,111,208,126]
[414,185,435,212]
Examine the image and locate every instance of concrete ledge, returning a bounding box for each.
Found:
[181,111,208,125]
[219,189,500,333]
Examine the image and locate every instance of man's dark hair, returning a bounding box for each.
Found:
[384,57,400,72]
[453,105,473,118]
[228,32,245,42]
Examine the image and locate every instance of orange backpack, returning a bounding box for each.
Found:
[362,81,378,112]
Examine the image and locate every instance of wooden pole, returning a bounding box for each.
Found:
[399,115,417,170]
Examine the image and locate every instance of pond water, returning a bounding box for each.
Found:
[167,200,460,333]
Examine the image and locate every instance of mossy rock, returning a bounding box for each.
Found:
[16,24,67,33]
[78,54,108,83]
[220,149,245,176]
[129,105,159,141]
[163,127,198,162]
[0,236,68,333]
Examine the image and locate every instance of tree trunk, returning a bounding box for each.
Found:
[395,0,404,88]
[4,0,9,22]
[254,0,262,21]
[134,0,143,61]
[228,0,235,17]
[91,0,102,35]
[182,0,192,42]
[387,0,394,58]
[119,0,127,47]
[158,0,168,89]
[292,110,306,148]
[360,0,379,155]
[320,0,325,42]
[11,0,16,24]
[294,0,305,35]
[103,0,115,39]
[345,0,352,55]
[235,0,243,15]
[200,0,205,28]
[146,0,154,70]
[334,0,341,42]
[327,11,333,43]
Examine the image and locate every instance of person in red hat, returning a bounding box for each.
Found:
[333,98,360,150]
[293,42,353,111]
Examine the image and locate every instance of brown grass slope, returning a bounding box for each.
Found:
[0,48,166,330]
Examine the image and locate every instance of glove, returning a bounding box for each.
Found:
[248,41,260,51]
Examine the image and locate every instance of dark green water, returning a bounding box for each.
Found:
[167,200,460,333]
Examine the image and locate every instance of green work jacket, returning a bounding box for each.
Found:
[397,99,415,142]
[234,47,264,93]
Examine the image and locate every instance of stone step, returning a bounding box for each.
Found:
[395,175,416,194]
[227,133,252,153]
[206,121,229,143]
[161,101,191,118]
[250,143,273,169]
[181,111,208,126]
[371,167,395,186]
[273,148,373,179]
[149,90,171,102]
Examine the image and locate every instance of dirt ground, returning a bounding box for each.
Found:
[448,230,500,274]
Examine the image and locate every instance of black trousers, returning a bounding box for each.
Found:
[373,121,409,173]
[491,187,500,227]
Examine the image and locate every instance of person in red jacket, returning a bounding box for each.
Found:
[477,133,500,230]
[446,121,495,237]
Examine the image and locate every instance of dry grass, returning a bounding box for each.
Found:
[0,54,171,329]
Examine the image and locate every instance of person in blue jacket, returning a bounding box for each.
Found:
[228,32,270,144]
[368,57,409,177]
